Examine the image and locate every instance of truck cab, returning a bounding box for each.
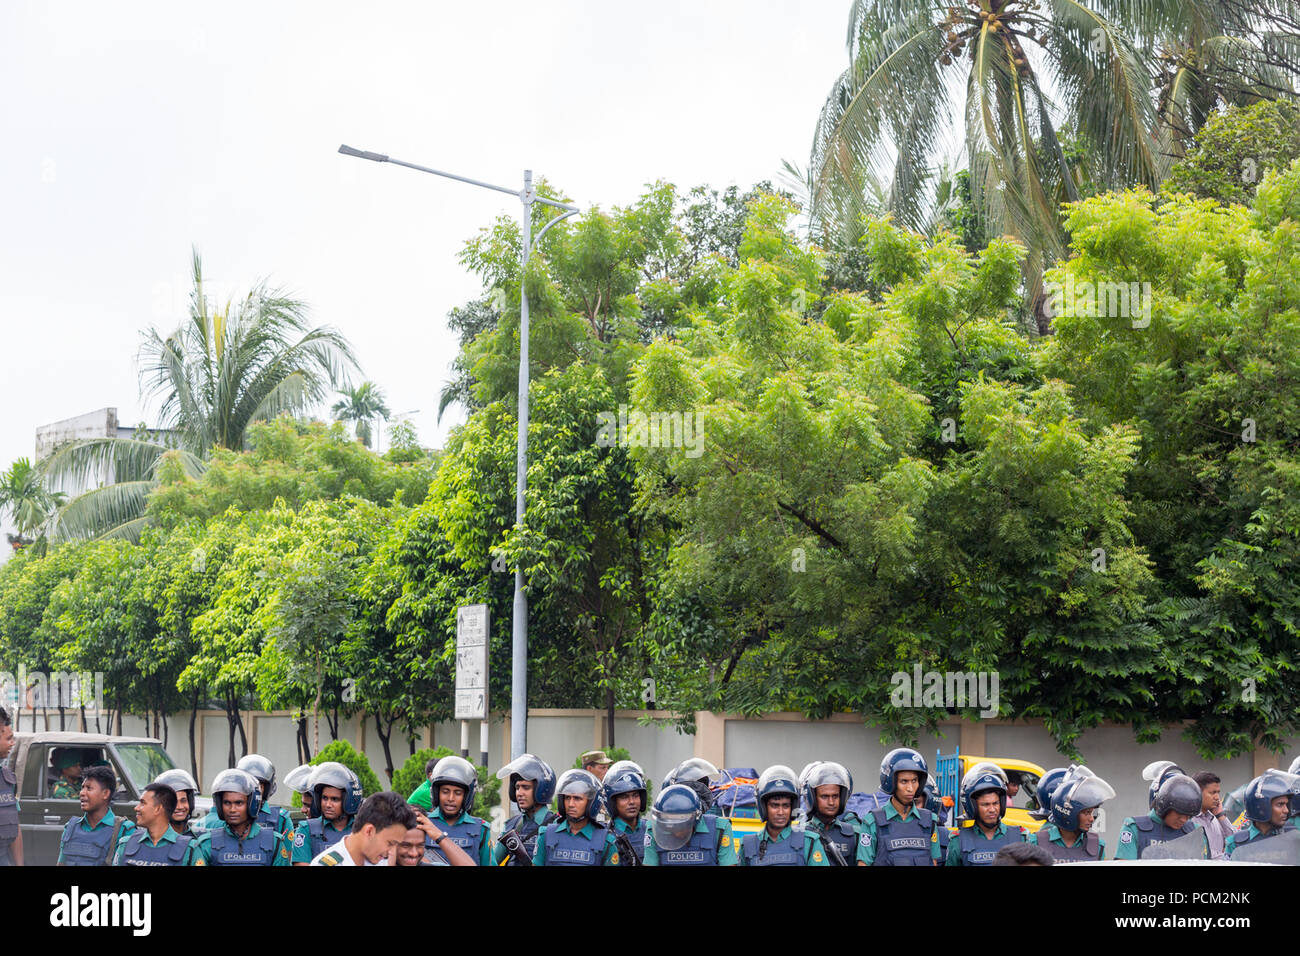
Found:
[1,731,197,866]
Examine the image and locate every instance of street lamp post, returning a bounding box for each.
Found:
[339,145,579,760]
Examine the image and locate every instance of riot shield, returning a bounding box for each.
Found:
[1140,827,1209,861]
[1229,828,1300,865]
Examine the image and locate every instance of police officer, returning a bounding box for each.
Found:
[857,748,941,866]
[532,769,618,866]
[1225,769,1300,858]
[1115,772,1201,860]
[199,754,292,837]
[1027,766,1068,823]
[661,756,739,856]
[1030,765,1112,862]
[284,763,315,820]
[0,706,24,866]
[741,765,827,866]
[191,768,291,866]
[644,784,739,866]
[603,763,649,865]
[1140,760,1184,809]
[800,760,860,866]
[424,755,493,866]
[492,753,557,866]
[917,775,951,860]
[114,782,200,866]
[153,769,201,837]
[291,762,362,865]
[947,762,1026,866]
[57,765,134,866]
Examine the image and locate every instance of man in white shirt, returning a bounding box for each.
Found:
[1190,771,1236,860]
[311,791,416,867]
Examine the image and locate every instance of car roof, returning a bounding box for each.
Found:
[964,756,1047,776]
[15,731,161,746]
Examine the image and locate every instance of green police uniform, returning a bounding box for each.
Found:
[290,815,352,864]
[189,821,292,866]
[945,821,1026,865]
[740,824,829,865]
[429,806,494,867]
[1035,821,1107,860]
[113,825,200,866]
[642,815,740,866]
[1114,810,1187,861]
[854,802,943,866]
[57,808,135,866]
[530,818,620,866]
[1225,820,1299,857]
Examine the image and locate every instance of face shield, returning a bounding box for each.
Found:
[652,808,698,850]
[1066,775,1116,811]
[496,754,550,784]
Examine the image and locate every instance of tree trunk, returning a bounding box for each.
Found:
[325,705,339,741]
[375,714,395,782]
[234,700,248,756]
[313,656,323,755]
[188,689,200,782]
[225,695,238,767]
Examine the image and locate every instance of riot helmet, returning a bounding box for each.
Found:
[429,755,478,814]
[1152,773,1203,819]
[496,753,557,808]
[1242,770,1300,824]
[211,768,262,822]
[236,753,277,801]
[603,766,648,820]
[879,747,928,796]
[960,762,1009,821]
[664,757,726,810]
[153,768,199,800]
[1029,767,1068,820]
[802,761,852,820]
[651,784,702,851]
[283,764,314,795]
[309,761,363,818]
[1141,760,1184,809]
[754,765,800,822]
[1048,767,1114,832]
[554,769,602,822]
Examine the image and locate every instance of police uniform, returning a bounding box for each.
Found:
[291,813,353,864]
[856,803,942,866]
[190,821,291,866]
[114,826,199,866]
[740,824,828,866]
[643,814,740,866]
[531,818,619,866]
[492,804,558,866]
[1030,822,1105,861]
[610,815,648,865]
[945,822,1026,866]
[57,808,135,866]
[202,802,292,838]
[426,806,494,867]
[1114,810,1195,860]
[0,764,19,866]
[805,811,863,866]
[1225,819,1299,857]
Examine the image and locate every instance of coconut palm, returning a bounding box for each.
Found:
[39,251,359,541]
[331,381,391,448]
[0,457,65,548]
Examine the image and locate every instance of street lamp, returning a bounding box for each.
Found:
[339,144,580,760]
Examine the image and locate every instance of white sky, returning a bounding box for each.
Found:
[0,0,851,550]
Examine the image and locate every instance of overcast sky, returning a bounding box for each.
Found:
[0,0,851,551]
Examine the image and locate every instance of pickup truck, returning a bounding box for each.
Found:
[0,730,205,866]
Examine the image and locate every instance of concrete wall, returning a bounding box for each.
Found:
[24,706,1299,838]
[35,407,117,462]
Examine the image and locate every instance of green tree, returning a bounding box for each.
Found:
[0,457,65,549]
[40,251,359,541]
[1163,99,1300,205]
[332,381,391,449]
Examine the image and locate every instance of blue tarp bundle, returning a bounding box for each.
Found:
[846,790,888,818]
[712,768,759,809]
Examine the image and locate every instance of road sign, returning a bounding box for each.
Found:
[454,604,489,720]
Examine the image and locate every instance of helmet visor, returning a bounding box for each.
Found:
[652,811,697,851]
[496,754,549,783]
[805,763,851,791]
[1069,776,1116,809]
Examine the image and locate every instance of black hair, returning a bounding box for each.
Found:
[143,783,178,818]
[1193,771,1220,788]
[83,765,117,794]
[0,706,10,728]
[1005,770,1023,784]
[992,842,1055,866]
[425,757,440,776]
[355,791,418,833]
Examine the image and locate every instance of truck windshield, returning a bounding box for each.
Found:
[115,744,177,793]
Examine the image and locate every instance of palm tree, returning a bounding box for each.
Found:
[39,251,360,540]
[0,457,65,549]
[331,382,391,449]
